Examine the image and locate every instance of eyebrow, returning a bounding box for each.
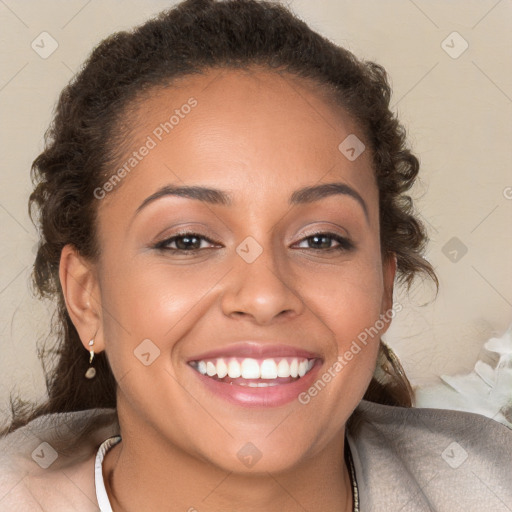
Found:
[290,182,368,220]
[135,182,368,220]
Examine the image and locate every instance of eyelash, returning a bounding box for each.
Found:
[153,231,355,253]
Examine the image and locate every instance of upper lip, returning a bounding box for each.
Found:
[187,342,321,362]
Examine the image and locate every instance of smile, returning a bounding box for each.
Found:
[186,343,322,407]
[189,357,316,386]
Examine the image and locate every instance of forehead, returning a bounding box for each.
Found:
[135,66,363,154]
[100,67,376,214]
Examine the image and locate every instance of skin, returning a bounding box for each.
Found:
[60,67,396,512]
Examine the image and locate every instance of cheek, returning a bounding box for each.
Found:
[293,251,385,394]
[97,256,227,372]
[298,254,385,340]
[317,287,383,385]
[292,267,384,431]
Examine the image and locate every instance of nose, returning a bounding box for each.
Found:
[220,243,305,325]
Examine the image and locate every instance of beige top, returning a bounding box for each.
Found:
[0,400,511,511]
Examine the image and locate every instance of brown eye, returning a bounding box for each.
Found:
[295,232,354,251]
[154,232,217,251]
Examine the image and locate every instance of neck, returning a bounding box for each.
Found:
[103,406,353,512]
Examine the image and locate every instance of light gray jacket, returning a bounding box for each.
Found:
[0,401,510,511]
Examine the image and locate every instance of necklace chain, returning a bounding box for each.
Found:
[345,437,360,512]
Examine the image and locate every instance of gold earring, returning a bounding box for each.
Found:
[85,339,97,379]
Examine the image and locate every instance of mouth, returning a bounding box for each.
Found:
[189,356,317,387]
[186,343,322,407]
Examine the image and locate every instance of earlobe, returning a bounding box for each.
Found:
[59,244,104,353]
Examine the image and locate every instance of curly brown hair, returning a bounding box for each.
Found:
[3,0,437,434]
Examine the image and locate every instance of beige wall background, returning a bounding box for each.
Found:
[1,0,511,418]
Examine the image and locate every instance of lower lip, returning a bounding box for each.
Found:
[190,362,322,408]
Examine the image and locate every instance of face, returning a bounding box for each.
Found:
[67,67,395,474]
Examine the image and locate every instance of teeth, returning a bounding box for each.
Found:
[206,361,216,377]
[241,358,260,379]
[241,381,280,387]
[216,358,228,378]
[276,359,290,377]
[289,359,299,378]
[227,359,241,378]
[260,359,278,379]
[192,356,315,381]
[197,360,207,375]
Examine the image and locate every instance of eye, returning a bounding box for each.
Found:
[153,232,219,252]
[152,231,354,253]
[294,232,354,251]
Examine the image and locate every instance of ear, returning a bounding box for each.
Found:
[380,251,397,332]
[59,244,105,353]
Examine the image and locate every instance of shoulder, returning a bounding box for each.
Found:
[347,400,512,511]
[0,408,119,512]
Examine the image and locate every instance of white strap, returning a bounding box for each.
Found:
[95,435,122,512]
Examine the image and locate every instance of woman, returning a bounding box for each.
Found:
[0,0,510,510]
